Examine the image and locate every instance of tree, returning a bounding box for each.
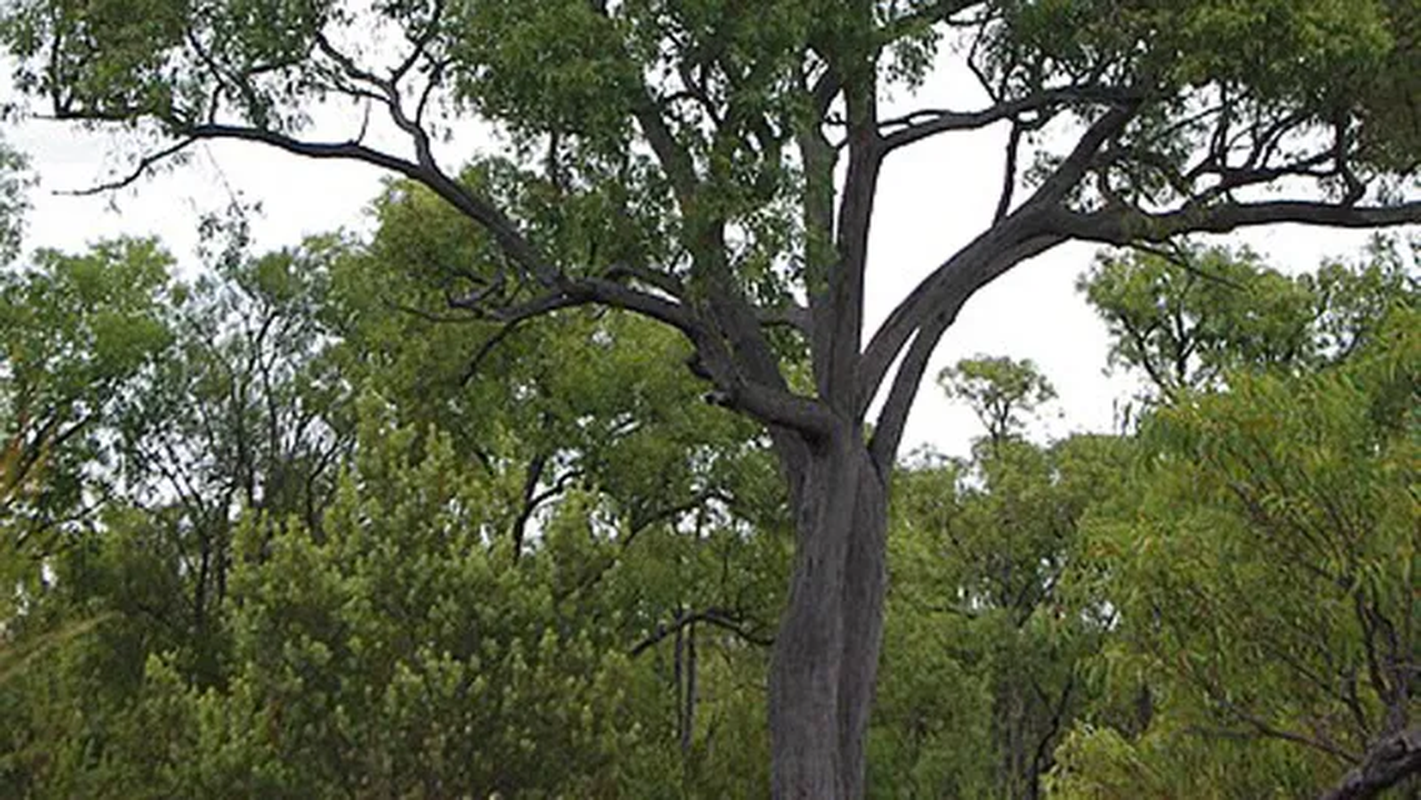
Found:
[1077,238,1416,402]
[938,355,1057,447]
[873,358,1127,798]
[4,1,1420,794]
[1051,248,1419,798]
[0,137,27,266]
[0,239,177,551]
[0,222,788,795]
[1078,243,1314,400]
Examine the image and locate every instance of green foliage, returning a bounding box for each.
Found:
[872,365,1131,797]
[0,208,787,796]
[0,140,28,265]
[0,0,1417,791]
[986,0,1419,178]
[938,355,1057,444]
[0,238,176,529]
[177,407,653,797]
[0,390,784,796]
[1079,244,1314,396]
[1052,285,1419,797]
[1079,238,1418,401]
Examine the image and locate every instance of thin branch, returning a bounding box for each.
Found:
[1127,241,1249,291]
[55,137,197,195]
[1203,690,1359,764]
[880,86,1141,154]
[414,58,449,127]
[1029,103,1141,208]
[182,122,554,283]
[630,606,774,656]
[383,299,483,325]
[994,121,1023,222]
[876,0,978,44]
[390,0,446,84]
[1058,200,1421,245]
[511,457,582,557]
[627,489,734,542]
[603,262,686,299]
[460,316,534,385]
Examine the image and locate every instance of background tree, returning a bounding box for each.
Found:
[872,358,1127,798]
[0,238,176,561]
[3,1,1421,793]
[0,137,27,266]
[1051,243,1419,799]
[1078,238,1415,402]
[0,210,788,795]
[937,355,1057,447]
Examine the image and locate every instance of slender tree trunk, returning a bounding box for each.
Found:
[770,432,888,799]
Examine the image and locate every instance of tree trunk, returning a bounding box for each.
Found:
[1320,726,1421,800]
[770,432,888,799]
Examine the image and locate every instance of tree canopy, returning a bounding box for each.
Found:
[2,0,1419,796]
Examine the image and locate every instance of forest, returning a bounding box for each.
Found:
[1,179,1416,796]
[1,0,1419,797]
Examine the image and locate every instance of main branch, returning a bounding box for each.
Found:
[1061,201,1421,245]
[880,86,1142,154]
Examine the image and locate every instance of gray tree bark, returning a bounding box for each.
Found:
[769,432,888,799]
[1321,726,1421,800]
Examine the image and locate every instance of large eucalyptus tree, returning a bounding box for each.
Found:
[4,0,1418,795]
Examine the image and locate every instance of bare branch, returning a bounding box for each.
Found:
[390,0,446,84]
[1204,693,1359,764]
[626,489,734,541]
[1028,103,1141,208]
[630,606,774,656]
[857,100,1138,432]
[877,0,982,49]
[414,59,449,127]
[1059,200,1421,245]
[632,91,700,204]
[994,121,1022,222]
[868,307,952,469]
[603,262,686,299]
[809,60,841,119]
[584,0,699,205]
[314,33,387,91]
[55,137,196,195]
[756,303,812,335]
[880,86,1141,154]
[511,458,583,557]
[859,208,1061,411]
[182,123,554,284]
[1126,240,1248,291]
[460,317,537,385]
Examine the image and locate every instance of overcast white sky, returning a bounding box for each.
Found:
[5,57,1396,459]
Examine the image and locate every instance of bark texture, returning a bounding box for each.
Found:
[769,434,888,799]
[1321,726,1421,800]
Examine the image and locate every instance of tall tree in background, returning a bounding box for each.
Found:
[875,355,1128,798]
[3,1,1420,794]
